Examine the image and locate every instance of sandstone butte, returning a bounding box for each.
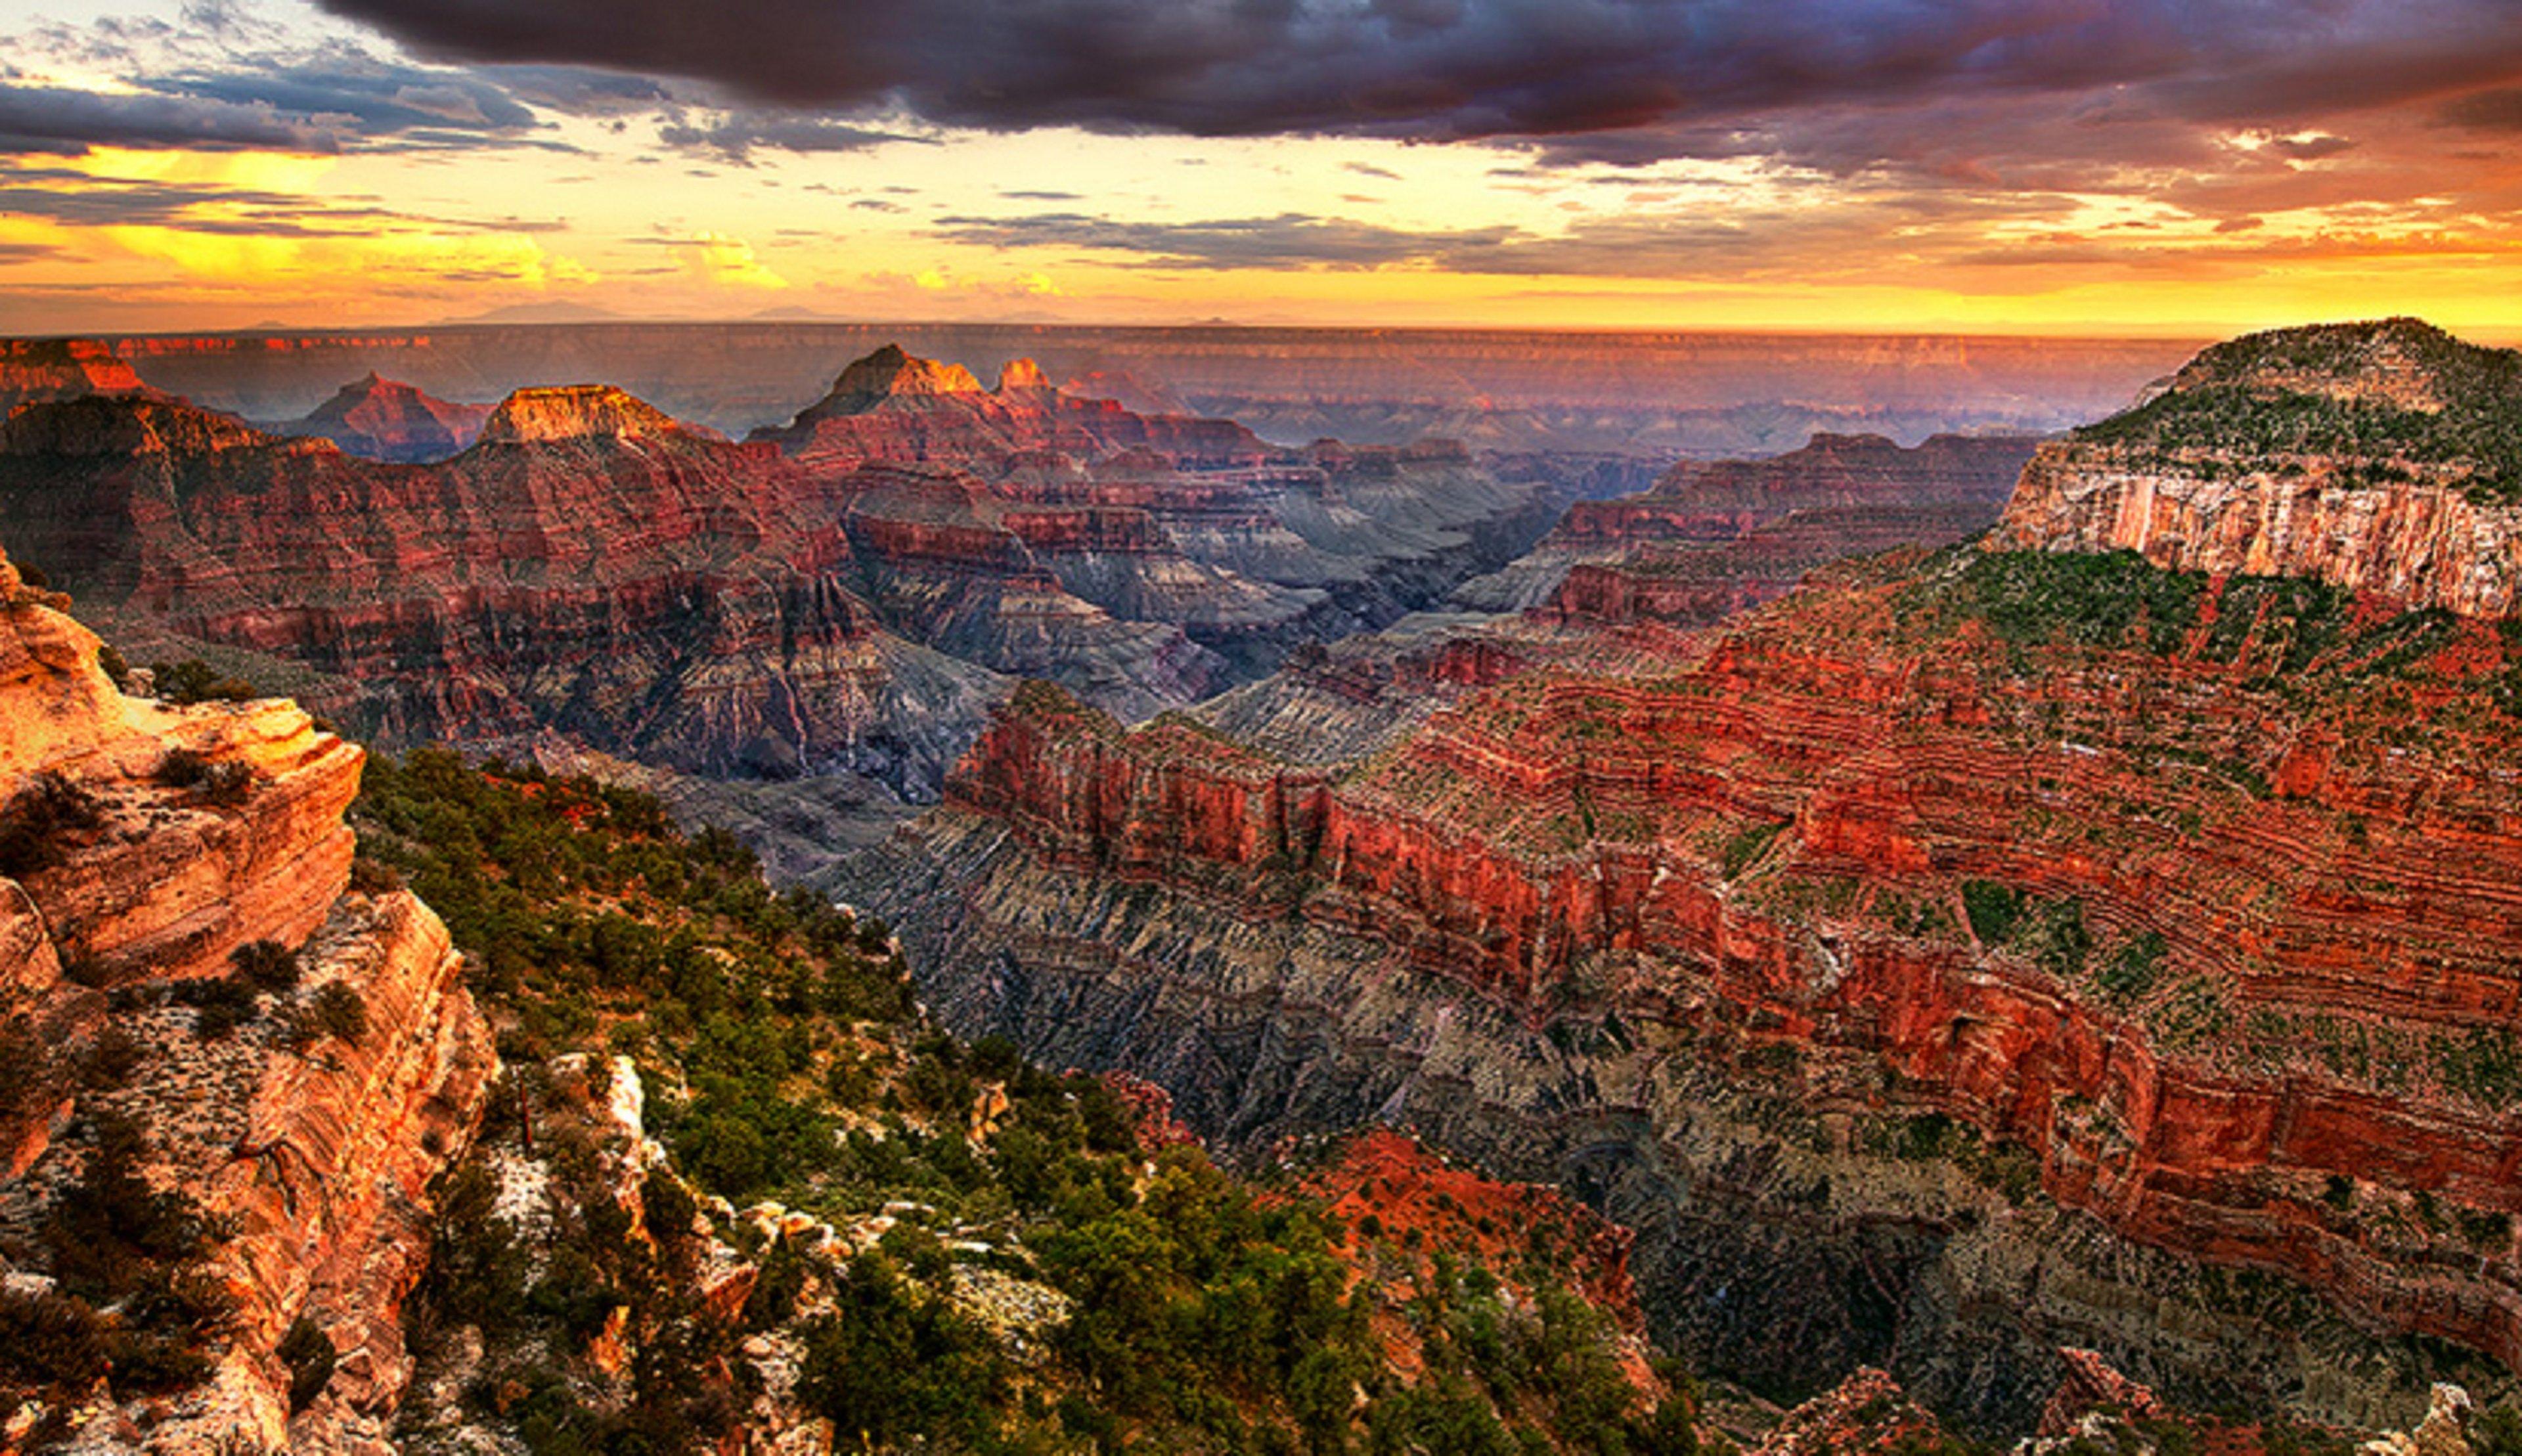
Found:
[1995,317,2522,617]
[755,343,1278,472]
[281,374,491,464]
[0,542,494,1453]
[849,319,2522,1429]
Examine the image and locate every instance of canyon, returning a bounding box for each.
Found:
[837,319,2522,1436]
[1453,430,2040,623]
[13,313,2522,1445]
[0,342,1564,832]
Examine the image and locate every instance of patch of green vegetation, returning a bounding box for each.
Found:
[2435,1025,2522,1108]
[1960,881,2023,946]
[2200,575,2345,671]
[1962,551,2203,656]
[2095,933,2167,1005]
[0,1110,233,1404]
[148,657,255,705]
[1719,822,1785,879]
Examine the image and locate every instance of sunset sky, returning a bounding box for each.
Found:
[3,0,2521,335]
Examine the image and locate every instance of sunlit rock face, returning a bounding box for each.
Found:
[0,338,146,416]
[0,540,495,1453]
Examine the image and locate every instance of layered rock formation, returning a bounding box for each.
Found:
[0,338,145,417]
[1454,431,2039,621]
[0,347,1562,837]
[280,374,490,464]
[0,542,495,1452]
[1993,318,2522,616]
[843,321,2522,1434]
[759,343,1271,472]
[0,386,1004,797]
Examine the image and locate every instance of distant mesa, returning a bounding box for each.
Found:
[288,371,491,463]
[759,343,1275,470]
[476,383,690,445]
[996,357,1053,393]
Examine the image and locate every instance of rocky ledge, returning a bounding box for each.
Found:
[0,543,495,1453]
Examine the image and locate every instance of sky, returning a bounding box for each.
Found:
[2,0,2521,336]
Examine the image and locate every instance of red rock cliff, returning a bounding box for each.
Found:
[929,537,2522,1382]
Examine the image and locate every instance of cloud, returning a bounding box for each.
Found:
[667,230,788,288]
[2441,87,2522,131]
[655,110,927,161]
[0,81,347,155]
[0,16,590,157]
[929,210,1518,269]
[0,162,560,237]
[314,0,2522,154]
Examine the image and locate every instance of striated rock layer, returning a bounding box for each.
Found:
[0,540,495,1453]
[0,347,1562,823]
[0,386,1007,795]
[845,324,2522,1438]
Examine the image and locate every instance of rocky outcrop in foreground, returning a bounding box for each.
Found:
[0,544,493,1453]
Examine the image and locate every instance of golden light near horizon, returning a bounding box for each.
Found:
[1,0,2520,336]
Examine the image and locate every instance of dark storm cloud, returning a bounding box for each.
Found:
[931,210,1517,269]
[2441,87,2522,132]
[314,0,2522,154]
